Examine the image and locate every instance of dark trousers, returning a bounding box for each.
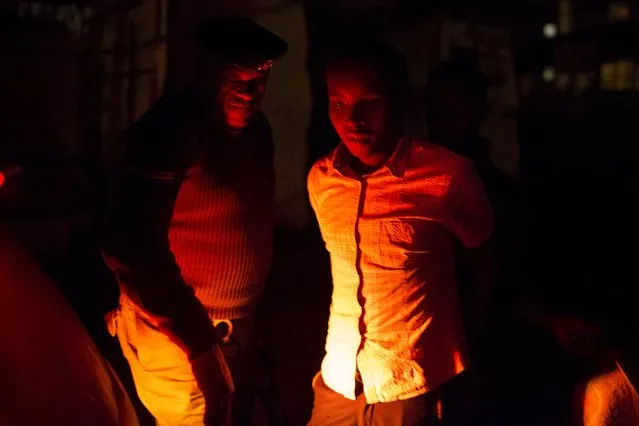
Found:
[218,316,258,426]
[307,374,444,426]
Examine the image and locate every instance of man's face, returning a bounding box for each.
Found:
[326,62,399,165]
[215,64,268,129]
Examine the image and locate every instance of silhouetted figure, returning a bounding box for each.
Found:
[306,38,494,426]
[425,60,519,300]
[523,182,639,426]
[102,16,287,426]
[0,169,139,426]
[424,60,551,425]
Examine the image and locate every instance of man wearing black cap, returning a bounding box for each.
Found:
[102,16,287,425]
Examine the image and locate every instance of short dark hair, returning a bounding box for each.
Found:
[324,36,409,95]
[425,59,487,107]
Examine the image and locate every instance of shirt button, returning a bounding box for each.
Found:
[411,346,425,360]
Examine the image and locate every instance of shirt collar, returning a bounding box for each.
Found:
[384,135,411,178]
[332,144,350,172]
[332,135,411,179]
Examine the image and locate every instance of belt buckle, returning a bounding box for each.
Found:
[215,319,241,359]
[214,319,234,343]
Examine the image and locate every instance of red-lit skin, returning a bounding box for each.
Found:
[0,173,4,189]
[326,62,403,171]
[212,64,268,131]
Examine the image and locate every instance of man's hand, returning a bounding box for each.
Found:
[191,346,235,426]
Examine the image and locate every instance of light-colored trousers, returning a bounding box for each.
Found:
[107,295,257,426]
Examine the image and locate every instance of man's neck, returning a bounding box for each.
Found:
[351,159,379,176]
[351,127,403,176]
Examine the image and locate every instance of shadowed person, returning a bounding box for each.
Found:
[102,16,287,426]
[0,165,139,426]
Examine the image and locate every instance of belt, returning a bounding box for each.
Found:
[111,293,246,359]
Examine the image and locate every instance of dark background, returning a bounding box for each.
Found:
[1,0,638,424]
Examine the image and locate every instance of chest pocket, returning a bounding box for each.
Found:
[378,219,432,269]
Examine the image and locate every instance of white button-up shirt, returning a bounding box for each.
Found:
[308,137,494,403]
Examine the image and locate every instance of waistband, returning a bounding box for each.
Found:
[117,292,252,343]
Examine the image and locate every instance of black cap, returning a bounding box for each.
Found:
[195,16,288,74]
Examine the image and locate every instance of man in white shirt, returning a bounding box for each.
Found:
[306,38,494,425]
